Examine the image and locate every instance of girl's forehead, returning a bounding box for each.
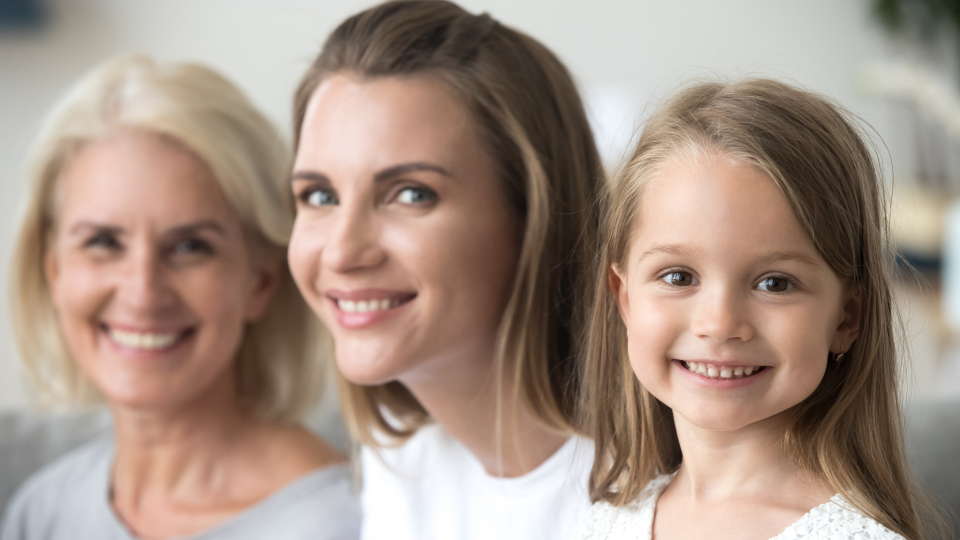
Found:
[629,157,819,266]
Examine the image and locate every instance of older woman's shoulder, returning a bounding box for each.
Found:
[1,435,114,539]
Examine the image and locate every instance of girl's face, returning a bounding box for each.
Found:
[289,74,522,386]
[611,155,860,432]
[47,130,278,411]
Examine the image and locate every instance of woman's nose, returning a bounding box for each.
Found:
[690,286,754,343]
[320,202,386,273]
[118,244,174,312]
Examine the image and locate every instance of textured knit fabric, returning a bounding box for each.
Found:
[571,474,904,540]
[0,435,360,540]
[360,424,594,540]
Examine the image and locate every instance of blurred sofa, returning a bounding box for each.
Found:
[1,400,958,529]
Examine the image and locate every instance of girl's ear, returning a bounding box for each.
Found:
[609,263,630,325]
[832,287,862,355]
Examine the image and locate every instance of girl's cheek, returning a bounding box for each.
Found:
[626,293,683,382]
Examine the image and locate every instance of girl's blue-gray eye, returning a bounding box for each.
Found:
[396,187,435,205]
[662,271,697,287]
[758,276,791,293]
[305,189,338,207]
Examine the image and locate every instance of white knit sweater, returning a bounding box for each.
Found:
[570,474,904,540]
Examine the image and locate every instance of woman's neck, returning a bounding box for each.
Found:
[109,374,255,506]
[107,372,340,538]
[399,343,568,478]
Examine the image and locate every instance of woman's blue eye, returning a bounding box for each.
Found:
[662,271,697,287]
[174,238,213,255]
[758,276,791,293]
[396,187,435,205]
[305,189,338,207]
[85,233,120,250]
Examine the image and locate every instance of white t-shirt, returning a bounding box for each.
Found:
[359,424,594,540]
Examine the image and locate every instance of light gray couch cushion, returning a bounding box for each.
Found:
[0,409,111,515]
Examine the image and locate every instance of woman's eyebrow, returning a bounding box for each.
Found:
[290,171,330,184]
[68,221,123,236]
[167,220,226,238]
[373,161,453,182]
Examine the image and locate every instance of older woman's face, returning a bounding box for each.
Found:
[46,129,277,411]
[290,74,522,387]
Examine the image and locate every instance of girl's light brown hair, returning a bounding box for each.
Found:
[293,0,603,445]
[581,79,933,538]
[11,55,327,423]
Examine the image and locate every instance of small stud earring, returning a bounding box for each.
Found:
[835,341,845,363]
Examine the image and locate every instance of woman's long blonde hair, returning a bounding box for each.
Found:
[581,79,933,538]
[293,0,603,445]
[11,55,327,423]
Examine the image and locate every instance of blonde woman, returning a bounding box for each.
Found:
[0,56,359,540]
[288,2,603,538]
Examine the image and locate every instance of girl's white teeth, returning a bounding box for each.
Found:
[108,328,180,350]
[338,299,397,313]
[683,361,762,379]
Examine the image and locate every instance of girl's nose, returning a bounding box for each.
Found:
[690,286,754,343]
[320,202,386,273]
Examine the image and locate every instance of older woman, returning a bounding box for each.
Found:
[288,2,603,539]
[0,56,359,539]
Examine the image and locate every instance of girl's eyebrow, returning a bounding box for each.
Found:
[637,242,696,263]
[757,250,819,267]
[636,244,819,267]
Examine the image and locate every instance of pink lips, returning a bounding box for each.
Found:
[325,288,416,329]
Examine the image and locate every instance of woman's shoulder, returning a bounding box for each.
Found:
[569,473,674,540]
[1,435,114,539]
[207,463,360,540]
[772,495,905,540]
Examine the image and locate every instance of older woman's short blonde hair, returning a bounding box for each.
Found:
[11,55,327,422]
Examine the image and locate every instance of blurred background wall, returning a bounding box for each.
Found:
[1,0,958,410]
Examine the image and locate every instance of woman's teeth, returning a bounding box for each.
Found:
[337,299,400,313]
[108,328,181,350]
[682,361,763,379]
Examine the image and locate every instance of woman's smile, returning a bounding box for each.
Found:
[100,322,196,355]
[325,288,417,329]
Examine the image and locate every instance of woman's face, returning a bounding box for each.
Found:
[290,74,522,387]
[47,129,278,411]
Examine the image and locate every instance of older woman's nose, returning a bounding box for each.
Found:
[117,244,175,311]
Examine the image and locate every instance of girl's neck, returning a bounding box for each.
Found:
[399,343,568,478]
[670,409,829,502]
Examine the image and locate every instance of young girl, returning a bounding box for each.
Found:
[575,79,933,539]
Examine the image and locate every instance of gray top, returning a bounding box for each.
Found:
[0,435,360,540]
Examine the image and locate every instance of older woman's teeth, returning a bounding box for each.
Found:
[109,329,179,350]
[683,361,763,379]
[338,299,397,313]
